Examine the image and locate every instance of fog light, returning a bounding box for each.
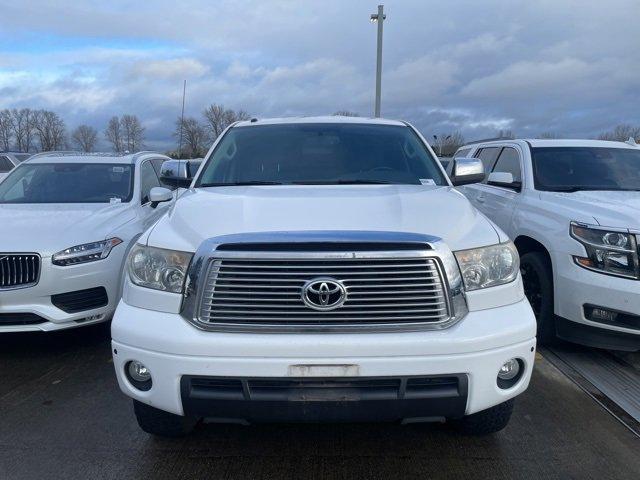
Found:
[128,361,151,382]
[498,358,520,381]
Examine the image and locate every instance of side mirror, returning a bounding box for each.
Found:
[451,157,485,186]
[487,172,521,191]
[159,160,194,189]
[149,186,173,208]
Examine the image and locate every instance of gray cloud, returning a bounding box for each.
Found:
[0,0,639,150]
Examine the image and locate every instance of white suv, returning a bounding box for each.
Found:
[456,139,640,351]
[0,151,176,332]
[111,117,536,437]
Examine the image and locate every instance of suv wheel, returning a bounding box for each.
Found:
[453,399,514,435]
[133,400,198,438]
[520,251,556,344]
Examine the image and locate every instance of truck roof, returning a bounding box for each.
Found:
[234,116,407,128]
[464,139,636,149]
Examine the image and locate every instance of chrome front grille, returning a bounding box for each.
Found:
[0,254,40,289]
[197,255,452,329]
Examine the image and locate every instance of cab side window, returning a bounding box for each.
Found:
[474,147,501,183]
[150,158,176,190]
[140,162,161,204]
[455,148,471,158]
[492,147,522,184]
[0,155,13,173]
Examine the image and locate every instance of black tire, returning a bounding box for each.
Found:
[520,251,556,344]
[453,399,514,435]
[133,400,198,438]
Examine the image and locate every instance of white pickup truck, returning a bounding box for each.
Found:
[456,139,640,351]
[111,117,536,437]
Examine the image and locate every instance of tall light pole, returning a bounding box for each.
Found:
[370,5,386,118]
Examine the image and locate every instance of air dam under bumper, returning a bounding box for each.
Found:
[180,374,468,423]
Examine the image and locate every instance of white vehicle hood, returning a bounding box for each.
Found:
[0,203,136,256]
[541,191,640,230]
[146,185,500,252]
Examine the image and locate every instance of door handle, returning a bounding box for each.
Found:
[477,195,486,204]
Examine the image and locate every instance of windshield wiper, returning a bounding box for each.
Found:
[199,181,284,187]
[292,179,395,185]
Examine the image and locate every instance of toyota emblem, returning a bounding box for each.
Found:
[302,277,347,311]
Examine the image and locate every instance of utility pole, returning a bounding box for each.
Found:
[370,5,386,117]
[177,79,186,158]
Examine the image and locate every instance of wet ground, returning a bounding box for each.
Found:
[1,323,638,480]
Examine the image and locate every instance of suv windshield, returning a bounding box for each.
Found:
[196,123,446,186]
[0,163,134,204]
[531,147,640,192]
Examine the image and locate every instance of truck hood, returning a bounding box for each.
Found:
[147,185,500,252]
[0,203,136,256]
[541,190,640,229]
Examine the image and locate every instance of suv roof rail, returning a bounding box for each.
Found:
[26,151,129,160]
[462,136,517,146]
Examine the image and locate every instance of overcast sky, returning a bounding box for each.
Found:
[1,0,638,150]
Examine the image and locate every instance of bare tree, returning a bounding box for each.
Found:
[33,110,66,151]
[174,117,208,158]
[120,114,145,152]
[0,109,13,151]
[432,131,465,156]
[71,125,98,152]
[11,108,36,152]
[333,110,360,117]
[203,104,250,140]
[105,116,123,152]
[537,131,560,139]
[597,124,640,142]
[496,129,516,140]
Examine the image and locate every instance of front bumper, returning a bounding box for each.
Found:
[0,255,122,332]
[554,253,640,349]
[112,298,536,420]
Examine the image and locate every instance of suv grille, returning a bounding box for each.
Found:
[0,254,40,289]
[198,256,450,328]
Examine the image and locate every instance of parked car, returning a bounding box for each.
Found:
[0,151,178,332]
[454,139,640,351]
[0,152,31,182]
[111,117,537,437]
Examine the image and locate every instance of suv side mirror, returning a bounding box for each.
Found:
[149,186,173,208]
[451,157,485,186]
[160,160,194,189]
[487,172,521,191]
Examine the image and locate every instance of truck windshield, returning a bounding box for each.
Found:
[531,147,640,192]
[196,123,446,186]
[0,163,134,204]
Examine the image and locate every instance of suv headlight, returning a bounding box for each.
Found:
[52,238,122,266]
[454,242,519,291]
[571,223,638,279]
[128,244,193,293]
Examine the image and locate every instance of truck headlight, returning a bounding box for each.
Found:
[52,238,122,266]
[454,242,519,291]
[571,223,638,279]
[128,244,193,293]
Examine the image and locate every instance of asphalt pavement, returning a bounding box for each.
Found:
[0,323,638,480]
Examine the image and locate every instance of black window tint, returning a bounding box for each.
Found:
[492,148,522,183]
[475,147,501,183]
[197,124,447,186]
[531,147,640,191]
[140,162,161,204]
[0,156,13,172]
[0,163,133,203]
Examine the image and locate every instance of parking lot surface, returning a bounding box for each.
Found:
[1,324,638,480]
